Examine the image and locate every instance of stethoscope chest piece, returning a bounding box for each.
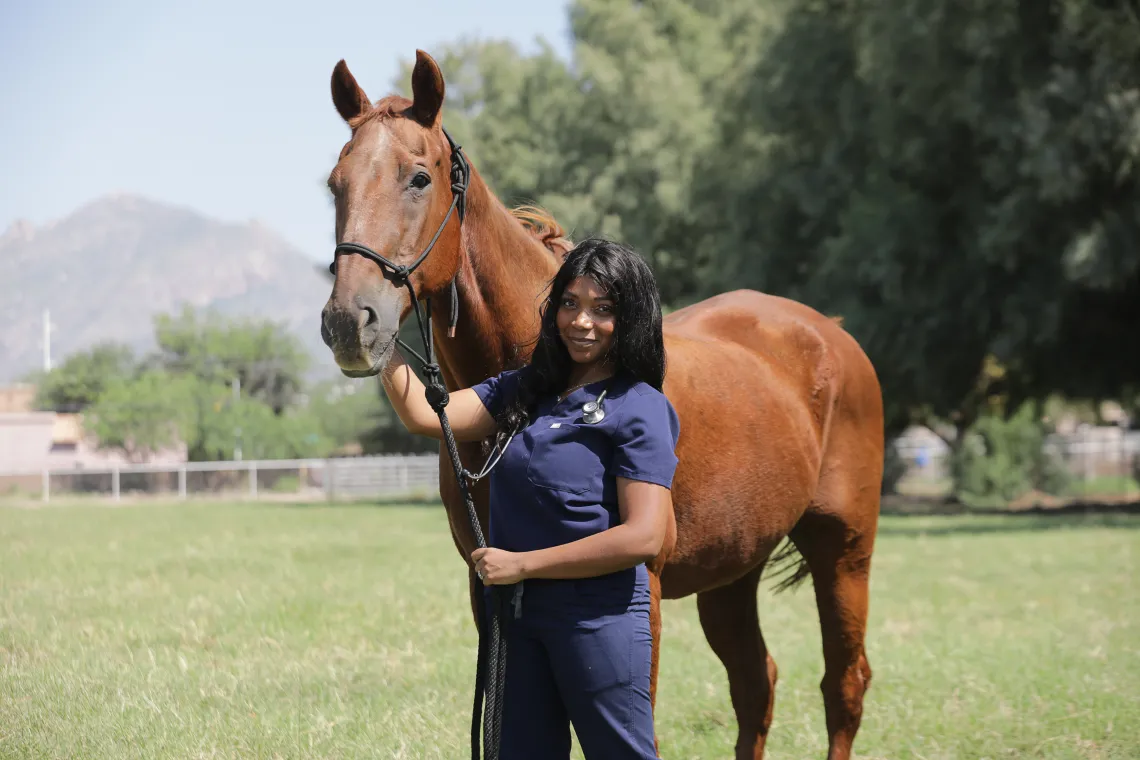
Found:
[581,389,608,425]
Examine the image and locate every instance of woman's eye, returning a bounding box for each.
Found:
[410,172,431,190]
[561,298,576,309]
[595,304,613,314]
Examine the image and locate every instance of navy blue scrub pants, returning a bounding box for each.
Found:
[489,575,657,759]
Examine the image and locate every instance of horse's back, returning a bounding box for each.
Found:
[663,289,876,434]
[666,289,859,368]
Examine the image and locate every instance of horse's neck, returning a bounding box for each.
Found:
[432,169,558,389]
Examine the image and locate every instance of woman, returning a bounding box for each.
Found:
[379,238,680,759]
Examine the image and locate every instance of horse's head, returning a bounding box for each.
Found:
[320,51,463,377]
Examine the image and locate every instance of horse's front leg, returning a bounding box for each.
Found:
[647,568,664,758]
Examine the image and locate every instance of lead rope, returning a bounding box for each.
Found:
[374,134,506,760]
[412,292,510,760]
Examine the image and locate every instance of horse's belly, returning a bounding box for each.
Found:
[654,306,829,599]
[659,482,813,598]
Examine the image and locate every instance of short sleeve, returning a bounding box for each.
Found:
[608,389,681,488]
[470,368,525,417]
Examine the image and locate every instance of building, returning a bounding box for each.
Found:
[0,384,185,475]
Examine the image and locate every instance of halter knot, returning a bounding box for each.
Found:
[425,381,450,413]
[390,265,410,285]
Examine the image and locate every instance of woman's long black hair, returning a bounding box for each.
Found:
[496,238,667,437]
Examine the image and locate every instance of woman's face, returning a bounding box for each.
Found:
[556,276,617,366]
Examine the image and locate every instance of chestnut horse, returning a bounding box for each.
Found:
[320,50,884,760]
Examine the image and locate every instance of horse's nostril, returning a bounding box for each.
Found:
[359,306,379,330]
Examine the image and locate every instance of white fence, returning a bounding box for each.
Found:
[0,454,442,503]
[3,429,1138,504]
[892,429,1140,499]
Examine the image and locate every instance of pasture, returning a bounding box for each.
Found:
[1,501,1137,759]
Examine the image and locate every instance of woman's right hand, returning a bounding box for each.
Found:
[379,350,499,442]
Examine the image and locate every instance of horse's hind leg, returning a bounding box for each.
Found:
[697,566,777,760]
[790,496,877,760]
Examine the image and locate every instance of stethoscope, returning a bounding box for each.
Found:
[580,389,608,424]
[464,387,608,483]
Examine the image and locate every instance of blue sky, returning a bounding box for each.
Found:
[0,0,571,260]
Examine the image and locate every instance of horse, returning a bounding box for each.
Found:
[319,50,884,760]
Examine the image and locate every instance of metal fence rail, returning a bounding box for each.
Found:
[2,429,1136,504]
[0,454,442,503]
[892,430,1140,500]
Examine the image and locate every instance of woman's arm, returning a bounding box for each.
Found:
[381,350,499,442]
[472,478,671,583]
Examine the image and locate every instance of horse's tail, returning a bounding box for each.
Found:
[765,538,811,594]
[511,205,573,258]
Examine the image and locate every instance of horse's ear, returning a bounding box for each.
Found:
[409,50,445,127]
[331,59,370,124]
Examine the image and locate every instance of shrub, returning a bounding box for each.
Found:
[951,402,1072,507]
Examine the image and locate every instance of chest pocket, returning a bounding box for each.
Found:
[526,423,608,495]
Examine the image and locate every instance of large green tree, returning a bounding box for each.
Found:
[87,372,335,463]
[694,0,1140,431]
[305,378,430,454]
[388,0,1139,440]
[151,306,310,414]
[85,371,196,462]
[410,0,769,305]
[195,395,332,461]
[32,343,136,413]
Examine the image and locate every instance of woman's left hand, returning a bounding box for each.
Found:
[471,547,528,585]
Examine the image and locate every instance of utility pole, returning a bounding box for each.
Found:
[42,309,53,372]
[232,376,242,462]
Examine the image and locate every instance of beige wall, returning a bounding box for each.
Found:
[0,385,35,414]
[0,411,186,473]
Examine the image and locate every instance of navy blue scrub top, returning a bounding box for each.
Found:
[471,370,681,556]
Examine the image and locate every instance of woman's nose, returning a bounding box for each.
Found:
[572,310,593,329]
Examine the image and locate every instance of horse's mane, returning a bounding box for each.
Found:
[510,205,573,258]
[347,95,412,130]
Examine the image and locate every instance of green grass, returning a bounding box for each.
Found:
[1,502,1137,759]
[1066,476,1140,499]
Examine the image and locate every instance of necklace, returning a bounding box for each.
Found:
[558,374,612,403]
[557,380,594,403]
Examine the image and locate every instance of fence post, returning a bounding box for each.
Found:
[42,469,49,503]
[249,462,258,499]
[112,466,120,502]
[400,459,408,491]
[325,459,335,502]
[178,466,187,500]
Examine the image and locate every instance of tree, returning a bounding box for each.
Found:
[195,395,332,461]
[396,0,1139,447]
[32,343,136,413]
[408,0,770,306]
[692,0,1140,430]
[85,371,196,462]
[308,379,398,453]
[152,306,310,414]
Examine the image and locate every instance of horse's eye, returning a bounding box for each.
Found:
[410,172,431,190]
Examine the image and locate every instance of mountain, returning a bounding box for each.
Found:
[0,195,335,382]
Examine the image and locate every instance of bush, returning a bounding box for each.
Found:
[951,402,1072,507]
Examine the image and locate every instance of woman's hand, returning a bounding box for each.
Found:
[471,547,529,585]
[380,350,499,442]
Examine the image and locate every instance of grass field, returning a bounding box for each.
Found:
[1,502,1137,759]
